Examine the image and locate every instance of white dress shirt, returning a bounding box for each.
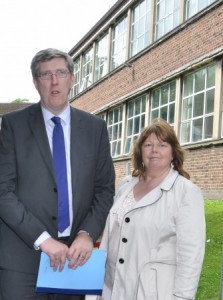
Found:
[34,104,73,249]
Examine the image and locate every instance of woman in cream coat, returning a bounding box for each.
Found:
[87,119,205,300]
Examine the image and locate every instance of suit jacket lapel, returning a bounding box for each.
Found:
[28,103,55,181]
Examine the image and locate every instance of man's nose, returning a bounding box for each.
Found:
[51,73,59,83]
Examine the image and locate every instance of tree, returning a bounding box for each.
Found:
[11,98,29,103]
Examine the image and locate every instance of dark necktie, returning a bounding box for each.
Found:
[51,116,70,233]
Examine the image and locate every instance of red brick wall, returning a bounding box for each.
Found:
[184,145,223,199]
[72,4,223,113]
[71,4,223,199]
[113,144,223,200]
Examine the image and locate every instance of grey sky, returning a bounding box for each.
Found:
[0,0,117,103]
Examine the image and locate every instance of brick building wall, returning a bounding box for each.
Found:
[72,4,223,113]
[71,3,223,200]
[113,144,223,200]
[184,144,223,199]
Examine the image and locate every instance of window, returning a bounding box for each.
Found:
[108,106,123,157]
[111,16,128,70]
[155,0,180,40]
[130,0,151,57]
[69,58,80,98]
[181,64,215,144]
[151,81,176,125]
[98,112,107,121]
[221,112,223,138]
[95,34,109,81]
[124,95,146,154]
[185,0,216,19]
[80,47,93,91]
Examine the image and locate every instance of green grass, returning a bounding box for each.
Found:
[196,200,223,300]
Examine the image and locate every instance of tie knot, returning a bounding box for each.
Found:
[52,116,61,125]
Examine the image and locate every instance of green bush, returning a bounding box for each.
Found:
[196,200,223,300]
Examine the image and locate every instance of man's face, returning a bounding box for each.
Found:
[33,57,74,114]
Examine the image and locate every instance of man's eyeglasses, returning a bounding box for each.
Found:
[37,69,70,80]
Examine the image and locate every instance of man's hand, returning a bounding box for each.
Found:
[67,232,93,269]
[40,237,68,272]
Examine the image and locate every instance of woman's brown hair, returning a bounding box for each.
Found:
[132,118,190,179]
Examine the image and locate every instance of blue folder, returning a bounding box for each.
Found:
[36,250,106,295]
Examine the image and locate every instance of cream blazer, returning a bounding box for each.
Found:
[86,169,206,300]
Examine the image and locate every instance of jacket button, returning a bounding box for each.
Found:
[122,238,127,243]
[125,217,130,223]
[53,187,57,192]
[119,258,124,264]
[52,216,57,220]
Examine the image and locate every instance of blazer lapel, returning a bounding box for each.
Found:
[28,103,55,180]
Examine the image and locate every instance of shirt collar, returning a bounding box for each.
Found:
[41,105,71,125]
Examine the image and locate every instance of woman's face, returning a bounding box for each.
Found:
[141,133,173,173]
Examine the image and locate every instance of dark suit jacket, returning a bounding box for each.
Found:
[0,102,115,274]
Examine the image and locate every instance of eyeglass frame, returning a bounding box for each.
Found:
[36,69,71,80]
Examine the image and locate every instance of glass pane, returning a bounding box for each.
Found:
[204,115,213,139]
[156,23,162,39]
[193,93,204,117]
[115,108,121,123]
[186,0,197,18]
[134,116,140,134]
[161,85,168,105]
[205,89,214,114]
[199,0,209,11]
[183,74,193,96]
[124,138,131,154]
[142,96,146,111]
[128,101,134,117]
[165,14,173,34]
[169,103,175,124]
[195,69,205,92]
[152,90,160,108]
[192,118,203,142]
[207,64,215,88]
[111,141,116,156]
[141,114,145,129]
[132,25,137,42]
[160,106,168,120]
[139,0,146,15]
[166,0,175,15]
[182,97,192,120]
[181,122,191,143]
[135,100,141,115]
[108,127,112,140]
[116,141,121,156]
[113,125,118,139]
[170,81,176,101]
[127,119,133,135]
[133,4,139,20]
[138,36,144,53]
[173,10,179,27]
[108,112,113,125]
[152,109,159,120]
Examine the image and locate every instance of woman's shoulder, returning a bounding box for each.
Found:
[114,175,138,200]
[119,175,138,188]
[174,172,202,196]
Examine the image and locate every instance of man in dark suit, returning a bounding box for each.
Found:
[0,48,115,300]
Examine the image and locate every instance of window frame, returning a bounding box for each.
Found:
[110,15,128,71]
[180,63,215,144]
[124,95,147,155]
[107,106,123,158]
